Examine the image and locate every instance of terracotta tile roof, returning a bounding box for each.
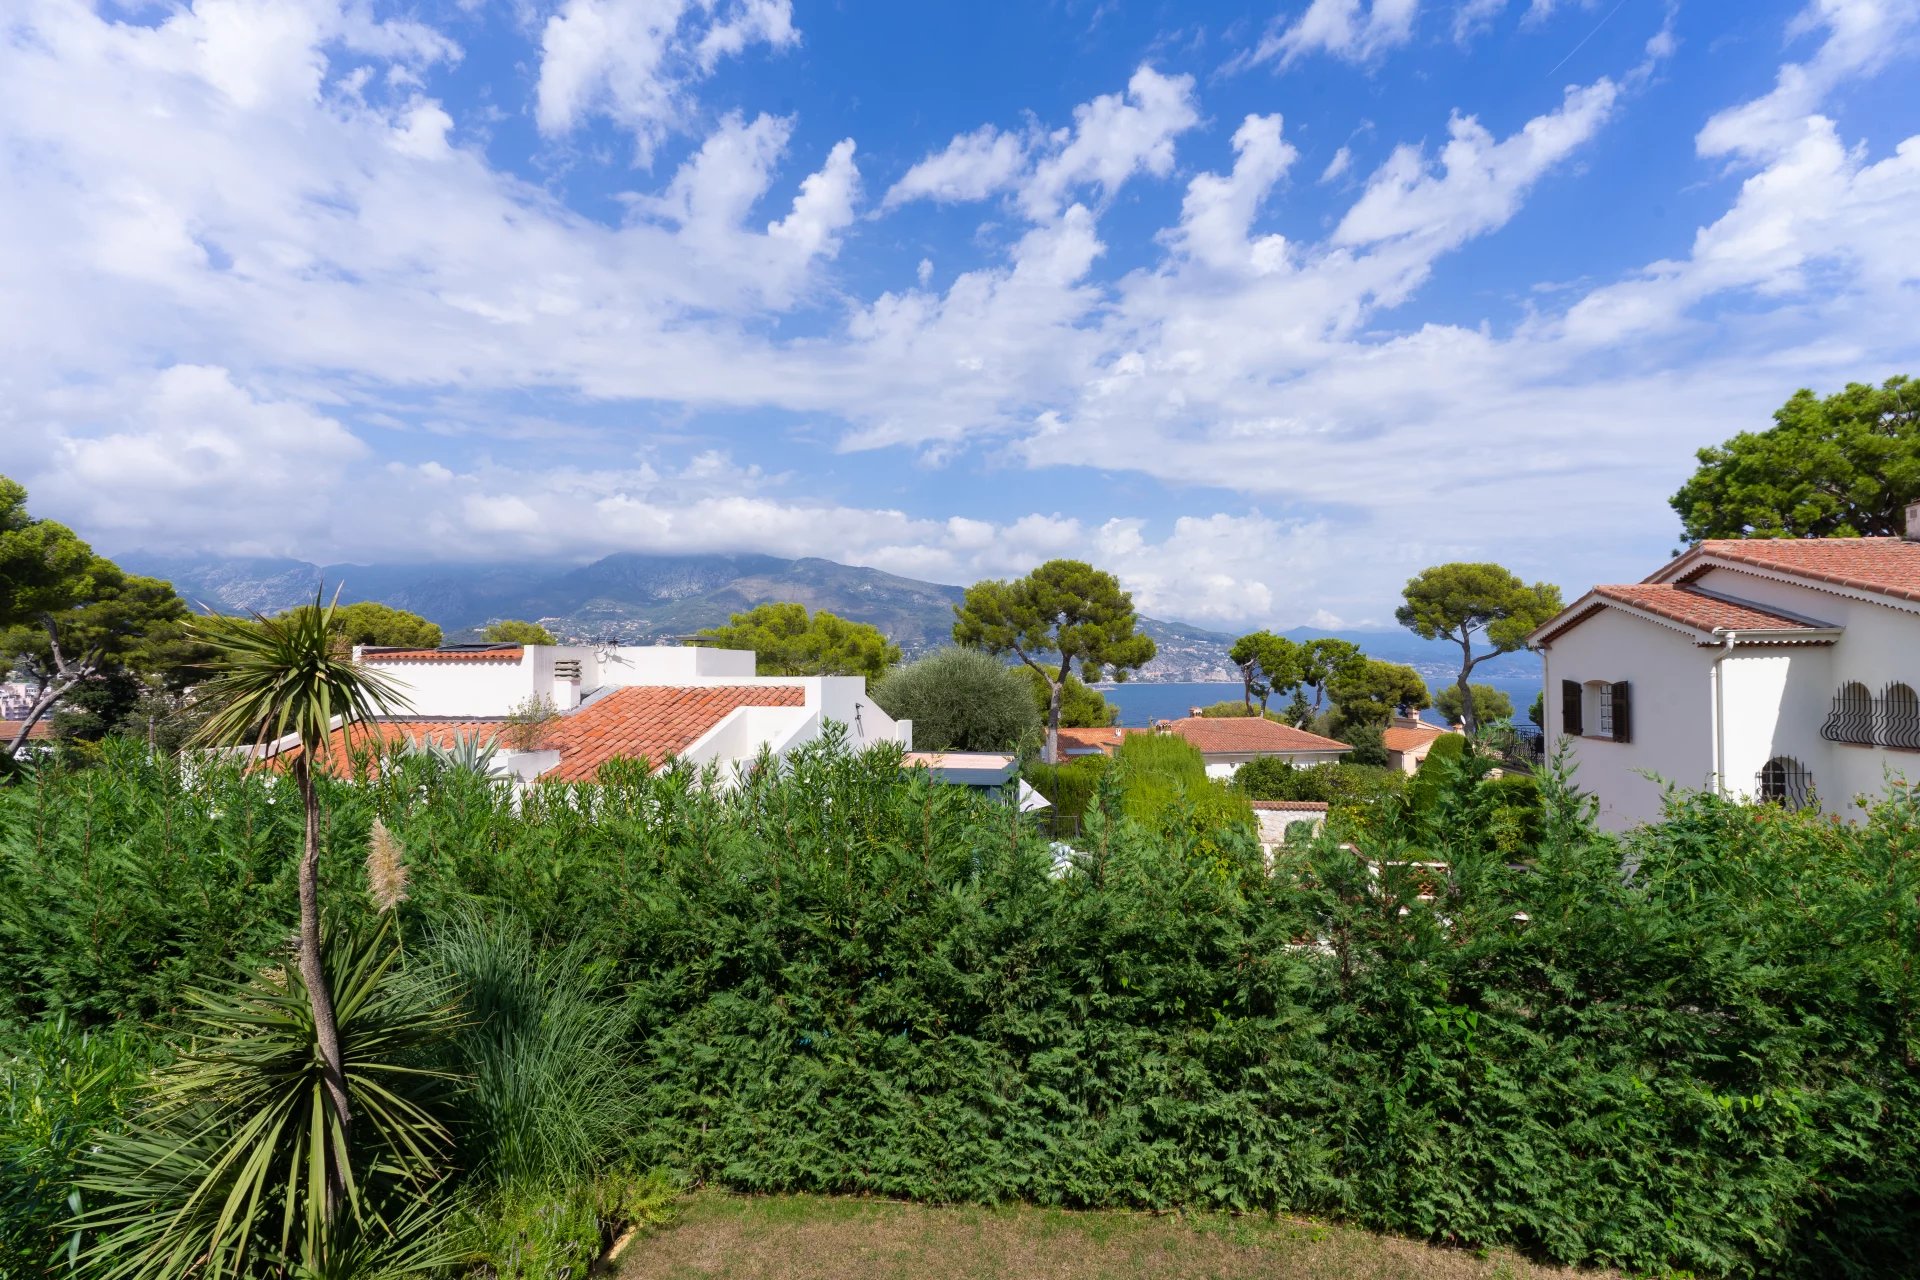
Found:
[361,647,524,663]
[1532,583,1839,646]
[1382,724,1448,754]
[1055,725,1138,754]
[1,719,53,742]
[1661,537,1920,604]
[539,684,806,781]
[277,684,808,780]
[1593,584,1827,632]
[1251,799,1330,813]
[1161,716,1349,755]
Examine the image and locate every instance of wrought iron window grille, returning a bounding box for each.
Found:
[1821,684,1875,745]
[1878,683,1920,751]
[1758,757,1815,811]
[1823,682,1920,750]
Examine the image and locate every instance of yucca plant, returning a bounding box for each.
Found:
[74,915,462,1279]
[190,588,410,1219]
[403,731,499,776]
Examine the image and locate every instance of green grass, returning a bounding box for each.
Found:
[613,1192,1622,1280]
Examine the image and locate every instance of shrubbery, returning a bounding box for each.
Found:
[1234,756,1407,836]
[1023,753,1111,823]
[3,738,1919,1277]
[1111,733,1255,864]
[871,647,1040,752]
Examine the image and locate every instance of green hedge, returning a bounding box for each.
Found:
[3,741,1919,1277]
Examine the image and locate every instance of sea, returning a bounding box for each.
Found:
[1101,671,1545,728]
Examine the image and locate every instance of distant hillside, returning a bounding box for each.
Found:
[126,552,1538,685]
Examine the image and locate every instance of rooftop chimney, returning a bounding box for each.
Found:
[1906,498,1920,541]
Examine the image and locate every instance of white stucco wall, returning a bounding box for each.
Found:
[1685,567,1918,817]
[590,645,757,685]
[362,655,538,717]
[1718,647,1838,809]
[1540,608,1714,830]
[1202,750,1344,780]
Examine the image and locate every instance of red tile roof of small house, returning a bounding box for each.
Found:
[1054,725,1140,754]
[0,719,53,742]
[276,684,807,780]
[1160,716,1349,755]
[1381,723,1449,754]
[1653,537,1920,604]
[537,684,806,781]
[1250,799,1331,813]
[360,647,525,663]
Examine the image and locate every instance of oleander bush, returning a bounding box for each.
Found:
[1,736,1917,1277]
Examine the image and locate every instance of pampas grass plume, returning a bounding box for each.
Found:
[366,816,410,913]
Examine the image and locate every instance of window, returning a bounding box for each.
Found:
[1758,756,1814,810]
[1573,679,1632,743]
[1822,682,1875,745]
[1880,683,1920,751]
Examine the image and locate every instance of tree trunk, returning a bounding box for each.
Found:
[4,690,56,757]
[1045,677,1063,765]
[295,756,352,1218]
[1454,631,1479,734]
[4,629,100,757]
[1455,674,1476,734]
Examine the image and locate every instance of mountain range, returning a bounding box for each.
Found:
[123,552,1540,684]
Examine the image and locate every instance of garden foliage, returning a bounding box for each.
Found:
[2,737,1918,1277]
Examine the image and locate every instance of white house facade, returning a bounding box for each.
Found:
[265,642,911,784]
[1529,511,1920,830]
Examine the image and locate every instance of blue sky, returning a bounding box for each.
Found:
[5,0,1918,629]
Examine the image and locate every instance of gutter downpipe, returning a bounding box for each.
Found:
[1710,631,1738,797]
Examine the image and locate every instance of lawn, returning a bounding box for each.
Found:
[614,1192,1622,1280]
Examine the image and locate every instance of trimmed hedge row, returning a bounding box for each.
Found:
[2,740,1918,1277]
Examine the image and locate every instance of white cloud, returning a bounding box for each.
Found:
[768,139,861,258]
[1169,114,1297,274]
[881,66,1200,221]
[1020,66,1200,218]
[1319,145,1353,182]
[882,125,1029,209]
[535,0,797,163]
[32,366,366,552]
[3,0,1919,628]
[1696,0,1916,162]
[1452,0,1510,42]
[1335,80,1618,252]
[696,0,797,71]
[1249,0,1422,68]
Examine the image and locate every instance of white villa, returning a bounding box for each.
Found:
[1529,505,1920,830]
[261,641,912,783]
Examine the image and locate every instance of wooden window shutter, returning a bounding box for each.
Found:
[1610,680,1632,743]
[1561,679,1583,737]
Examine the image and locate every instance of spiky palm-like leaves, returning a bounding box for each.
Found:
[191,591,409,760]
[190,589,411,1220]
[74,917,461,1280]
